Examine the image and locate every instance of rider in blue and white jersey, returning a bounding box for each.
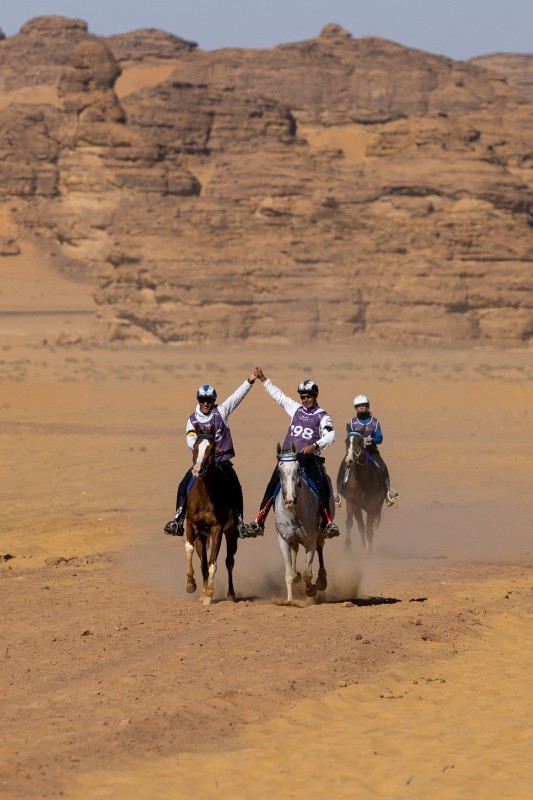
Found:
[164,371,257,536]
[242,368,339,538]
[334,394,400,507]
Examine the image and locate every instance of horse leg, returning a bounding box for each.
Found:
[225,528,238,602]
[277,536,297,604]
[195,535,210,600]
[315,540,327,592]
[202,526,223,605]
[303,546,317,598]
[366,512,375,555]
[345,501,354,550]
[185,522,197,593]
[291,541,302,584]
[353,506,367,550]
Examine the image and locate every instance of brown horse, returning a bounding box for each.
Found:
[336,427,386,553]
[184,424,238,605]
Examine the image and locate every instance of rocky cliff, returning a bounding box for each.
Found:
[0,16,531,345]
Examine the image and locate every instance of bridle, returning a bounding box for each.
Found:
[277,452,301,506]
[194,433,216,477]
[345,431,366,465]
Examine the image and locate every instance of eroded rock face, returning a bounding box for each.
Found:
[1,16,531,345]
[106,28,197,62]
[470,53,533,101]
[166,28,523,124]
[0,16,94,93]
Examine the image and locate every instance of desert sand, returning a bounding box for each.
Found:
[1,247,532,799]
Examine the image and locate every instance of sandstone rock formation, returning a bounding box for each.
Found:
[470,53,533,101]
[0,16,531,346]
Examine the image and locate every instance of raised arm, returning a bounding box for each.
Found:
[254,367,300,418]
[217,371,256,421]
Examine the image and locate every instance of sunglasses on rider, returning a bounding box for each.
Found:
[198,397,214,404]
[299,393,314,400]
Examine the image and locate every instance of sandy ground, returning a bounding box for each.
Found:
[1,252,532,799]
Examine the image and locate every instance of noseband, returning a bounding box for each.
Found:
[277,453,300,504]
[346,431,366,465]
[195,433,216,477]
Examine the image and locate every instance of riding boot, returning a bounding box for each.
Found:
[240,499,272,538]
[164,505,185,536]
[320,503,340,538]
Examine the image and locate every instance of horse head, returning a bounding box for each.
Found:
[344,423,366,467]
[192,422,217,478]
[276,442,300,508]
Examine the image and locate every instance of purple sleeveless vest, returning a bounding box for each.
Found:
[189,408,235,460]
[283,405,327,452]
[349,416,379,450]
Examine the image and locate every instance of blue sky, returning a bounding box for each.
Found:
[1,0,532,60]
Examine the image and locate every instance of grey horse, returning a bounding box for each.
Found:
[274,444,329,604]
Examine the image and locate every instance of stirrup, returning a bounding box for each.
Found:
[386,488,400,506]
[324,521,340,538]
[239,521,264,539]
[333,492,342,507]
[164,518,184,536]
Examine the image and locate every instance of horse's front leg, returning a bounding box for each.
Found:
[353,506,366,550]
[315,539,327,592]
[291,541,302,584]
[303,545,317,598]
[203,525,223,605]
[277,535,297,604]
[345,501,354,550]
[184,521,198,593]
[366,513,375,554]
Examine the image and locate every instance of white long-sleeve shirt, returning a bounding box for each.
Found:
[185,379,253,451]
[261,378,335,451]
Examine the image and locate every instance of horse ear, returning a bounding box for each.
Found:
[193,422,201,434]
[291,443,297,454]
[276,443,282,456]
[346,422,350,432]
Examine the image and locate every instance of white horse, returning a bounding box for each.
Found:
[274,444,328,604]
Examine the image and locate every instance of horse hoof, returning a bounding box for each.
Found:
[293,572,302,584]
[186,582,196,593]
[227,592,236,603]
[316,575,327,591]
[306,583,317,598]
[202,596,213,606]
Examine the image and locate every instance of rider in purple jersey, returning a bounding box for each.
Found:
[334,394,400,507]
[164,371,257,537]
[241,368,339,538]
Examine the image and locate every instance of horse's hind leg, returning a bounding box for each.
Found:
[315,540,327,592]
[225,529,238,602]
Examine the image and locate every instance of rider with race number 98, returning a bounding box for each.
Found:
[241,368,339,538]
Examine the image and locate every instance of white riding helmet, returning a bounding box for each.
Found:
[297,379,319,396]
[353,394,369,407]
